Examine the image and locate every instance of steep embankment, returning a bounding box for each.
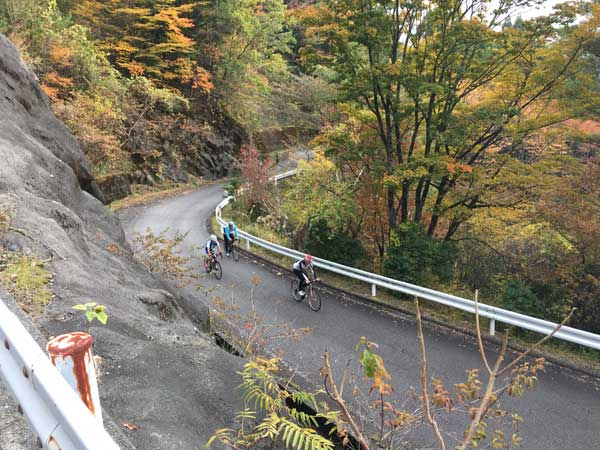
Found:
[0,34,241,450]
[94,102,247,203]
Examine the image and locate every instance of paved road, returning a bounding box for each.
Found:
[119,184,600,450]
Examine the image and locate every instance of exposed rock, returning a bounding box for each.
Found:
[111,105,244,202]
[96,174,133,203]
[0,34,241,449]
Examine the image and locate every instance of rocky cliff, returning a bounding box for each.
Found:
[94,105,246,203]
[0,34,241,450]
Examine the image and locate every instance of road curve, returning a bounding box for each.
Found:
[119,184,600,450]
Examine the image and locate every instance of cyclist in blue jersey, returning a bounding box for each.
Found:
[223,221,239,256]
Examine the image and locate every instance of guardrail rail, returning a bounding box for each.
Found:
[216,170,600,351]
[0,298,120,450]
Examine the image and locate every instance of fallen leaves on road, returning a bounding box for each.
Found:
[123,423,139,430]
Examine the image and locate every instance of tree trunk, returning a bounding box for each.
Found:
[401,181,409,222]
[387,185,397,231]
[427,177,449,236]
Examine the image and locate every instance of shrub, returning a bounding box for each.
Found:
[500,280,544,318]
[384,223,456,285]
[224,177,242,196]
[248,201,269,222]
[570,269,600,333]
[304,218,366,266]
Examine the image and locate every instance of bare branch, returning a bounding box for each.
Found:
[458,333,508,450]
[323,351,371,450]
[474,290,493,375]
[498,308,575,376]
[415,298,446,450]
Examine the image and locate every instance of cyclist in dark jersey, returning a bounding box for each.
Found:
[293,254,315,297]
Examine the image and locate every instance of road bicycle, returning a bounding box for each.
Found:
[225,238,240,262]
[291,278,322,311]
[204,252,222,280]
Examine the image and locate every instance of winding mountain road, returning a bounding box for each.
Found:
[119,184,600,450]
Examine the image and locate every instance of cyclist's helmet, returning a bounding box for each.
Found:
[228,221,234,229]
[305,254,313,263]
[210,234,218,242]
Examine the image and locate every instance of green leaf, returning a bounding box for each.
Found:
[359,349,376,378]
[85,310,95,322]
[97,311,108,325]
[72,304,87,311]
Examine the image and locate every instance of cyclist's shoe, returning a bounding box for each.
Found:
[298,290,305,296]
[226,252,230,256]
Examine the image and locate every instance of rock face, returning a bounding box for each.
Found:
[93,97,245,203]
[95,173,133,204]
[0,34,241,449]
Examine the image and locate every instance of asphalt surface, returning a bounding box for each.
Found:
[119,184,600,450]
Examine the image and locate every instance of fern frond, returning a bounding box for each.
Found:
[238,430,263,446]
[244,385,275,411]
[277,417,334,450]
[256,412,281,439]
[290,391,318,410]
[205,428,235,448]
[236,408,257,420]
[288,407,318,428]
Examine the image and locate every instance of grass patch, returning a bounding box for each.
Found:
[110,176,213,211]
[0,254,53,316]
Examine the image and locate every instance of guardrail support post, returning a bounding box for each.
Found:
[489,319,496,336]
[47,332,103,424]
[245,238,250,250]
[371,284,376,297]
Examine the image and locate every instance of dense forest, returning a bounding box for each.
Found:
[2,0,600,335]
[0,0,329,200]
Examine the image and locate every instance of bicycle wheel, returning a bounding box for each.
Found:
[291,280,303,302]
[212,260,222,280]
[204,258,211,273]
[308,286,322,311]
[232,244,240,262]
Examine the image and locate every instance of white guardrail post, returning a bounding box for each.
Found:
[0,298,120,450]
[47,333,103,423]
[217,169,600,351]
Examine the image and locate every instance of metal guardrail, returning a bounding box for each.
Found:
[216,170,600,351]
[0,298,120,450]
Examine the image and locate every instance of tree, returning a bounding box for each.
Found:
[283,154,362,243]
[239,145,274,211]
[67,0,206,91]
[304,217,366,266]
[535,156,600,331]
[298,0,595,239]
[385,223,457,285]
[191,0,298,131]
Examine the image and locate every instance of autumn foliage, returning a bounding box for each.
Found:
[239,145,274,211]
